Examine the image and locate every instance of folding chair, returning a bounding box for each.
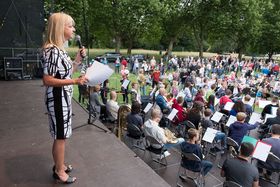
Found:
[126,123,145,152]
[217,137,239,168]
[258,152,280,186]
[223,180,242,187]
[143,135,168,167]
[176,152,205,187]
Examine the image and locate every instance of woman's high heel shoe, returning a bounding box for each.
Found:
[52,165,73,173]
[53,172,76,184]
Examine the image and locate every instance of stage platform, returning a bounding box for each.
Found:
[0,80,276,187]
[0,80,169,187]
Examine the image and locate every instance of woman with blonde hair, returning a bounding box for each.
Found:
[42,12,87,184]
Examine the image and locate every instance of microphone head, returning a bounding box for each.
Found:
[76,35,82,48]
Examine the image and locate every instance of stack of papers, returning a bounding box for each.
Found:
[248,112,262,125]
[202,128,218,143]
[211,111,224,123]
[252,141,272,162]
[143,103,153,113]
[167,108,178,121]
[226,115,237,127]
[224,102,234,111]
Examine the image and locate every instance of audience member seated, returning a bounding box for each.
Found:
[219,89,232,114]
[258,124,280,181]
[206,94,216,113]
[221,142,259,187]
[243,95,253,116]
[261,96,279,118]
[201,109,226,150]
[186,101,204,129]
[143,106,184,156]
[155,88,171,113]
[228,112,258,145]
[106,91,120,122]
[172,96,187,125]
[180,128,213,176]
[229,100,246,116]
[194,89,206,105]
[127,102,143,137]
[90,84,106,120]
[259,107,280,137]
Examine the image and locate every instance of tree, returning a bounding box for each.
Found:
[257,0,280,60]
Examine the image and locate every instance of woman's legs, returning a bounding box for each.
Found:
[53,139,76,181]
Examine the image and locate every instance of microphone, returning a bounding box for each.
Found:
[76,35,83,49]
[76,35,86,58]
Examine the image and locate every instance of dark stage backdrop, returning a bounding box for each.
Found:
[0,0,44,48]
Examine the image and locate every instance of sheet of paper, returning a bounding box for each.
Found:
[214,97,220,106]
[150,87,157,96]
[202,128,218,143]
[258,100,271,109]
[265,114,276,122]
[226,115,237,127]
[143,103,153,113]
[85,60,114,86]
[252,141,272,162]
[223,102,234,111]
[249,112,261,125]
[242,136,258,147]
[211,111,224,123]
[272,107,278,116]
[167,108,178,121]
[121,79,130,89]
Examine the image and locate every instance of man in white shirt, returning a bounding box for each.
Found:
[106,91,119,121]
[143,107,184,154]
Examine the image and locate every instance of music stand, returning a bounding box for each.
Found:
[72,87,109,133]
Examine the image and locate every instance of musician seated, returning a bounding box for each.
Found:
[126,102,143,138]
[258,124,280,180]
[143,107,184,156]
[243,95,253,116]
[201,109,226,150]
[155,88,171,114]
[261,96,279,119]
[106,91,119,122]
[172,96,187,125]
[228,112,258,146]
[180,128,213,176]
[259,107,280,138]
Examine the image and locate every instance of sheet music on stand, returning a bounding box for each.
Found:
[223,102,234,111]
[143,103,153,113]
[226,115,237,127]
[242,136,258,147]
[258,100,271,109]
[265,114,276,123]
[252,141,272,162]
[214,97,220,106]
[167,108,178,121]
[211,111,224,123]
[272,107,278,116]
[248,112,261,125]
[149,87,157,97]
[202,128,218,143]
[121,79,130,89]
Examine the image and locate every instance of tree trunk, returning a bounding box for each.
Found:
[115,36,121,53]
[167,37,176,56]
[268,52,273,61]
[127,40,133,55]
[199,42,203,58]
[238,50,242,62]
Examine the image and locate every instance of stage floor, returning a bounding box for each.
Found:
[0,80,276,187]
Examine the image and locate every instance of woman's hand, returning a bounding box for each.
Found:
[74,47,86,65]
[73,75,88,85]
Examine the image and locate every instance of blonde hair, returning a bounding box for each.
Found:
[236,112,247,121]
[43,12,74,49]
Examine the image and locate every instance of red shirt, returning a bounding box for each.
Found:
[273,65,279,72]
[152,71,160,82]
[172,102,187,124]
[219,95,232,106]
[121,59,128,67]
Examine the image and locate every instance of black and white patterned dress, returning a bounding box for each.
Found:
[43,46,73,139]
